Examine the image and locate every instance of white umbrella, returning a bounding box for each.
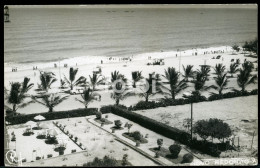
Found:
[24,121,37,128]
[47,129,59,136]
[39,123,50,129]
[34,115,45,121]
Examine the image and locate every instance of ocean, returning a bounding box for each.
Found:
[4,6,257,70]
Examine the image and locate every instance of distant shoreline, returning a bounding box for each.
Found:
[4,45,234,73]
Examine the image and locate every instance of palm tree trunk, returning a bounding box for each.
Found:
[171,92,175,100]
[145,94,149,102]
[116,99,119,106]
[49,107,53,112]
[133,82,136,88]
[12,104,16,112]
[70,85,73,90]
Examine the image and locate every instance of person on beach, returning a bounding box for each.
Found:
[101,60,103,64]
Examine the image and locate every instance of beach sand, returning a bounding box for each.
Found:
[4,45,258,114]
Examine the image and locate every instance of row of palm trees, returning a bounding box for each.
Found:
[4,60,257,114]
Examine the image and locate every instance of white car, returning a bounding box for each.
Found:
[69,88,84,95]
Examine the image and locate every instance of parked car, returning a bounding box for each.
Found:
[216,55,221,59]
[69,88,85,95]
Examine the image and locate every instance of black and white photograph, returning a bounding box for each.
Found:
[4,4,258,166]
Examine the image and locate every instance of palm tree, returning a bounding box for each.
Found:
[111,70,127,83]
[64,67,86,90]
[5,78,35,114]
[138,72,163,102]
[161,67,188,100]
[211,73,230,95]
[236,68,257,92]
[111,83,134,105]
[75,88,100,108]
[182,65,194,82]
[242,60,254,73]
[228,63,239,77]
[214,63,226,76]
[32,93,68,112]
[197,65,211,81]
[89,73,105,91]
[191,71,213,95]
[39,71,57,92]
[132,71,143,88]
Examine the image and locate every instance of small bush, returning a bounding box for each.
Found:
[105,115,108,118]
[169,144,182,158]
[79,143,82,146]
[83,155,119,167]
[47,154,53,158]
[157,139,163,150]
[75,137,78,142]
[250,89,258,95]
[130,131,142,141]
[36,156,41,160]
[100,118,106,122]
[22,158,27,162]
[96,111,102,119]
[181,153,194,163]
[114,120,122,128]
[71,149,76,153]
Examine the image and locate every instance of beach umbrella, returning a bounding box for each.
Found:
[24,121,37,129]
[47,129,59,136]
[34,115,45,121]
[39,123,50,129]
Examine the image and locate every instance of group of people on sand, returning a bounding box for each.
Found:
[33,66,38,70]
[12,67,18,72]
[108,56,133,62]
[204,50,225,55]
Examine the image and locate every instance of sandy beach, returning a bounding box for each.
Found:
[4,45,258,114]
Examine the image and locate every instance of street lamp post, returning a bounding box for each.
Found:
[183,92,194,140]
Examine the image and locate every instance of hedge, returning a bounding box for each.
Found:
[110,106,227,157]
[129,90,257,111]
[5,108,100,125]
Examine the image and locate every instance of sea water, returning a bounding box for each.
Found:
[4,6,257,71]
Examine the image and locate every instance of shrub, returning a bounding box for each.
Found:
[110,106,224,157]
[155,152,160,158]
[70,134,73,139]
[79,143,82,147]
[122,154,128,166]
[71,149,76,153]
[157,139,163,150]
[22,158,27,162]
[36,156,41,160]
[169,144,182,158]
[83,155,119,167]
[181,153,194,163]
[105,115,108,118]
[100,118,106,122]
[130,131,142,141]
[36,134,46,139]
[114,120,122,128]
[75,137,78,142]
[250,89,258,95]
[5,108,99,125]
[96,111,102,119]
[47,154,53,158]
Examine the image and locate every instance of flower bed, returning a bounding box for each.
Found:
[122,132,148,144]
[94,118,113,125]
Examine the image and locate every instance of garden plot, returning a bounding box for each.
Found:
[133,95,258,158]
[54,117,158,166]
[7,120,82,163]
[87,114,204,165]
